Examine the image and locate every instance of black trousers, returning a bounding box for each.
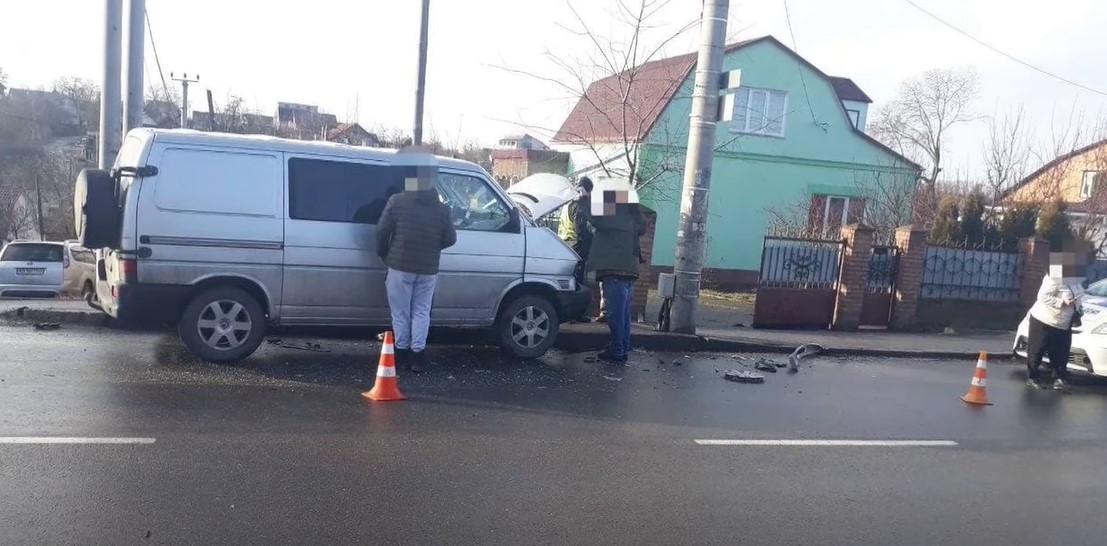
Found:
[1026,315,1072,381]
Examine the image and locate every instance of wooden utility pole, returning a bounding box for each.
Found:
[669,0,730,334]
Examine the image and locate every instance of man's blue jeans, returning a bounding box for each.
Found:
[385,268,438,351]
[601,277,634,357]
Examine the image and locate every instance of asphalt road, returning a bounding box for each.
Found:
[2,324,1107,545]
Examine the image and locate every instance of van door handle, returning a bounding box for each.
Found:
[137,247,152,258]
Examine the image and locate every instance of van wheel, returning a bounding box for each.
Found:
[81,281,95,303]
[497,294,559,359]
[73,168,120,249]
[178,287,266,363]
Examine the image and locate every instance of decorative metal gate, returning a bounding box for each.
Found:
[752,236,845,329]
[860,245,899,327]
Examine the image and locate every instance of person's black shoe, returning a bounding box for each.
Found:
[1053,378,1071,393]
[395,348,411,371]
[410,351,428,374]
[1026,378,1044,390]
[597,350,627,363]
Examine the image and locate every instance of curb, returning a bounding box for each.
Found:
[0,307,1014,361]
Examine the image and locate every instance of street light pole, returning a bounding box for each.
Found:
[98,0,123,169]
[413,0,430,146]
[669,0,730,334]
[122,0,145,135]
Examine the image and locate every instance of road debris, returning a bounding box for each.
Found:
[753,359,779,373]
[602,375,623,382]
[32,322,61,331]
[277,341,329,353]
[723,370,765,384]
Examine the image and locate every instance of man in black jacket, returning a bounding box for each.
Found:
[377,166,458,372]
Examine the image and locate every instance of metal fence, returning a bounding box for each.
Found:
[921,246,1023,301]
[867,246,899,294]
[758,236,843,289]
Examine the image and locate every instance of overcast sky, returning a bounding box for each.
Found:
[3,0,1107,177]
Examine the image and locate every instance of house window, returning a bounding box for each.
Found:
[1081,170,1103,198]
[846,109,860,128]
[808,194,866,238]
[731,87,788,137]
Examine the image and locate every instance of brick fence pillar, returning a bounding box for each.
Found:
[833,223,874,331]
[1019,237,1050,308]
[631,207,658,322]
[891,225,929,330]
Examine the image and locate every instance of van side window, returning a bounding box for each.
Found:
[154,148,281,217]
[288,158,400,224]
[435,173,512,232]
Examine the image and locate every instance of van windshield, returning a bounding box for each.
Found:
[1,244,64,262]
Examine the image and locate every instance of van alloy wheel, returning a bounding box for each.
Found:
[197,299,253,351]
[510,305,550,349]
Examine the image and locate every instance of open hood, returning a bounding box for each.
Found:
[506,173,580,219]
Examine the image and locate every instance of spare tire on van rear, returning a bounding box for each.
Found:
[73,168,120,249]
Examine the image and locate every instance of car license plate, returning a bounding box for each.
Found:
[16,268,45,276]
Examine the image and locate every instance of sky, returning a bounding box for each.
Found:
[3,0,1107,178]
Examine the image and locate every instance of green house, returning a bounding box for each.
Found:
[552,36,920,287]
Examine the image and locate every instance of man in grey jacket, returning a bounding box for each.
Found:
[376,167,458,373]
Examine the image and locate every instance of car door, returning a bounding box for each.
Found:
[281,156,400,325]
[433,170,525,324]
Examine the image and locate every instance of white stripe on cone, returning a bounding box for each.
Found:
[971,376,986,387]
[377,365,396,378]
[382,344,395,355]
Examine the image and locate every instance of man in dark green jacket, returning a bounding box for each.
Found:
[585,201,646,362]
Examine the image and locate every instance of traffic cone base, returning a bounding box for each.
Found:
[363,331,406,402]
[961,351,992,406]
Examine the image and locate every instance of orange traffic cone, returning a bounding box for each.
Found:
[960,351,992,406]
[362,331,406,402]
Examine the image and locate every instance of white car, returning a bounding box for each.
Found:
[1013,303,1107,377]
[0,240,97,300]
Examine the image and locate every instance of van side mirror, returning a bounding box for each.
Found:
[501,207,521,234]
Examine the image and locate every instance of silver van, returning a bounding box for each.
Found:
[74,129,589,362]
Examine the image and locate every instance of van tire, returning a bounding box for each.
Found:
[178,286,266,363]
[73,168,119,249]
[497,294,559,359]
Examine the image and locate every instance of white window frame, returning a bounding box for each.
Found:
[730,87,789,138]
[1081,170,1101,198]
[846,109,860,128]
[819,195,865,238]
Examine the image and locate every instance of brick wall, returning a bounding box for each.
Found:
[832,224,874,331]
[891,226,928,330]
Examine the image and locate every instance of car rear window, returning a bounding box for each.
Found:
[0,244,65,262]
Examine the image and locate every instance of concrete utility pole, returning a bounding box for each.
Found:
[98,0,123,169]
[670,0,730,334]
[170,72,199,129]
[122,0,145,135]
[412,0,430,146]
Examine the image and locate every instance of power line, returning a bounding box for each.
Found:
[144,7,172,104]
[781,0,818,125]
[902,0,1107,97]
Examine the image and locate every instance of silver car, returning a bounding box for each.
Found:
[0,242,67,298]
[74,129,590,363]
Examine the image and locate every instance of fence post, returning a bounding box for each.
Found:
[891,225,929,330]
[1019,237,1050,309]
[833,223,873,331]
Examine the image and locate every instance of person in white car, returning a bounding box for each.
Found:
[1025,237,1089,392]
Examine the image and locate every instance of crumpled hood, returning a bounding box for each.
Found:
[505,173,580,219]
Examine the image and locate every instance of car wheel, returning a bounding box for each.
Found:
[497,294,559,359]
[178,286,266,363]
[73,168,120,249]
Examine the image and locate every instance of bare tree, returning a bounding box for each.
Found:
[982,105,1031,206]
[52,76,100,130]
[870,67,980,222]
[495,0,705,193]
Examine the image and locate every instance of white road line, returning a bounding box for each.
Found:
[694,439,958,447]
[0,437,156,445]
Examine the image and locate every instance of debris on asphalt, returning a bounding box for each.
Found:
[602,375,623,382]
[723,370,765,384]
[266,338,282,345]
[278,341,329,353]
[583,355,599,363]
[32,322,60,331]
[672,360,683,366]
[753,359,779,373]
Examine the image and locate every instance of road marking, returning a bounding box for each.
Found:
[0,437,156,445]
[694,439,958,447]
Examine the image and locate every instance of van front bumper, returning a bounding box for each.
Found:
[556,285,592,322]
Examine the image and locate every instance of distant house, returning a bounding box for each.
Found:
[1002,137,1107,248]
[191,110,275,134]
[4,88,83,137]
[552,35,920,284]
[275,102,338,138]
[496,133,549,151]
[326,123,380,147]
[0,184,38,243]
